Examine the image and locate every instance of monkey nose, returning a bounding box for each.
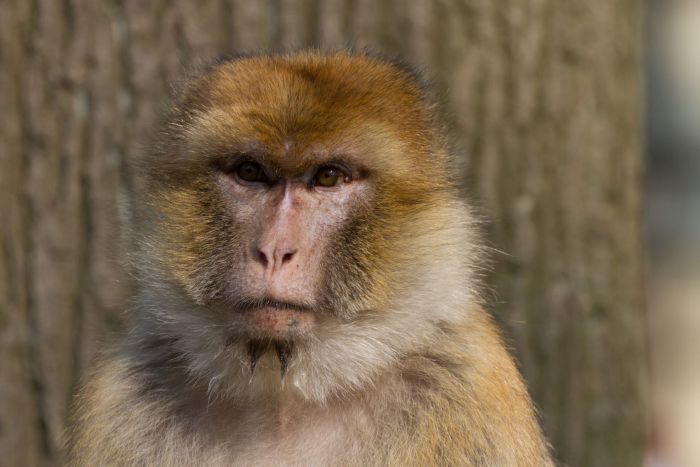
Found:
[253,245,297,272]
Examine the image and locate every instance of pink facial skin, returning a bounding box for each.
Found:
[216,156,371,338]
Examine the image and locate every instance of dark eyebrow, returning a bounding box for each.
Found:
[213,146,371,179]
[211,147,269,172]
[300,152,371,176]
[310,158,370,180]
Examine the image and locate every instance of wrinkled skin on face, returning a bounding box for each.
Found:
[130,51,473,397]
[213,153,372,337]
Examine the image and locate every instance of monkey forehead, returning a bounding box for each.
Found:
[178,52,445,175]
[185,107,419,176]
[203,52,429,124]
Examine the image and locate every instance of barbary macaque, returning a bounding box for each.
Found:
[66,50,554,466]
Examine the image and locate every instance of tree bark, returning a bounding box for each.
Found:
[0,1,645,466]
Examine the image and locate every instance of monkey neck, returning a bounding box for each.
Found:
[118,306,523,465]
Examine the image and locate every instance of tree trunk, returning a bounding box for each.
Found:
[0,1,645,466]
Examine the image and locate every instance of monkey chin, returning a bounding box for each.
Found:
[237,306,316,340]
[229,307,315,379]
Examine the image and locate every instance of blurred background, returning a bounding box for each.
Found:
[0,1,696,466]
[648,1,700,466]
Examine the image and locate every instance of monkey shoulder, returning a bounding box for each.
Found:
[391,306,555,466]
[65,352,213,466]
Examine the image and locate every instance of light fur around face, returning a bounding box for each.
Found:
[130,199,478,404]
[66,50,554,466]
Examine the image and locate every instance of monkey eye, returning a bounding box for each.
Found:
[312,166,346,188]
[235,161,268,184]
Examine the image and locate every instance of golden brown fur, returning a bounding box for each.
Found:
[66,50,553,466]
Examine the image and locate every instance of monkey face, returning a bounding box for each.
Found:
[134,52,468,382]
[211,148,374,339]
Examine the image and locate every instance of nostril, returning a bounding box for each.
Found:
[281,250,297,264]
[255,249,269,268]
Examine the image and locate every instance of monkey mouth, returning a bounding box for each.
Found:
[234,296,314,314]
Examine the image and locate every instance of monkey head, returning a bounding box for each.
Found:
[130,51,480,402]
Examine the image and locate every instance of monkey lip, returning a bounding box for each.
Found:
[235,300,316,337]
